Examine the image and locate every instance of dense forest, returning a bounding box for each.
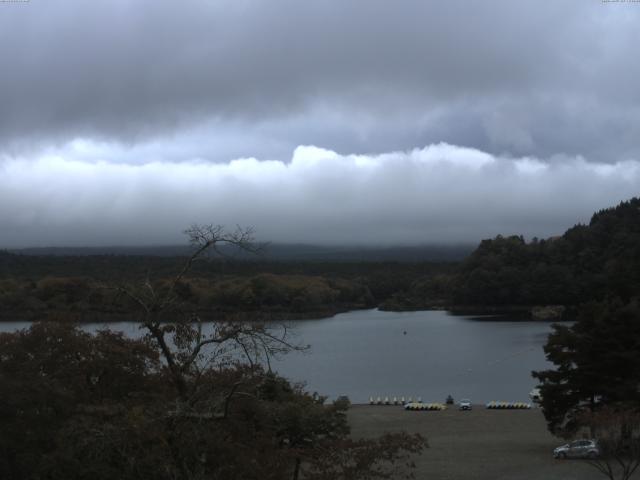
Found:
[380,197,640,316]
[1,197,639,321]
[0,251,455,321]
[451,197,640,308]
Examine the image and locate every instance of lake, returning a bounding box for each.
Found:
[0,309,555,404]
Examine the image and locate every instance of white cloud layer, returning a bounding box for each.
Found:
[1,143,638,247]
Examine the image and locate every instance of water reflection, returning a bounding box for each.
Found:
[0,309,556,404]
[274,309,555,403]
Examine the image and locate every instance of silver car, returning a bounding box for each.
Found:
[553,439,600,459]
[458,398,472,411]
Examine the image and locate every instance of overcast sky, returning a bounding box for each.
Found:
[1,0,639,247]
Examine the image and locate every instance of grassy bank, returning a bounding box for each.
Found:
[348,405,619,480]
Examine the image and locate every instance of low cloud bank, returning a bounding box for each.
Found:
[1,143,638,247]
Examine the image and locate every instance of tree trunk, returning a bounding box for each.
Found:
[292,457,301,480]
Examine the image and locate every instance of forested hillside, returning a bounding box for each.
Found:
[2,198,638,320]
[0,252,454,320]
[452,197,640,307]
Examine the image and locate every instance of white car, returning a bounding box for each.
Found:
[459,399,472,411]
[553,439,599,459]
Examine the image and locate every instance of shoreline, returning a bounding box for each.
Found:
[0,305,572,323]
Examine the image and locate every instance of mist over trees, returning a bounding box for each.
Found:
[2,198,640,319]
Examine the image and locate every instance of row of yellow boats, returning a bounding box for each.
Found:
[368,398,533,410]
[369,396,421,405]
[485,401,532,409]
[404,402,447,411]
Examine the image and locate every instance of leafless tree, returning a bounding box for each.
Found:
[581,407,640,480]
[110,224,303,400]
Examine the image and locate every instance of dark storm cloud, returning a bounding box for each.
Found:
[1,0,639,161]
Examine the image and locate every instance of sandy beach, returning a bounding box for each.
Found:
[348,405,626,480]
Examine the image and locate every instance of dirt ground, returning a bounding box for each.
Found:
[348,405,635,480]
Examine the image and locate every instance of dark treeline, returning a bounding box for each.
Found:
[0,251,456,320]
[451,197,640,308]
[10,243,474,263]
[348,198,640,316]
[2,197,639,321]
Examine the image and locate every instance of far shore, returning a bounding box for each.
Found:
[0,304,574,323]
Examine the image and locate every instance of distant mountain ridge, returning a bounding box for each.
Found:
[8,243,474,262]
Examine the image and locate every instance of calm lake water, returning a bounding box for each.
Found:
[0,309,555,404]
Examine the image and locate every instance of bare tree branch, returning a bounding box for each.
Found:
[99,225,301,403]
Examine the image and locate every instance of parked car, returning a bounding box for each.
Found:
[529,388,542,403]
[458,398,472,411]
[553,439,600,459]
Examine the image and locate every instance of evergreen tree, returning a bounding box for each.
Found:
[532,299,640,436]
